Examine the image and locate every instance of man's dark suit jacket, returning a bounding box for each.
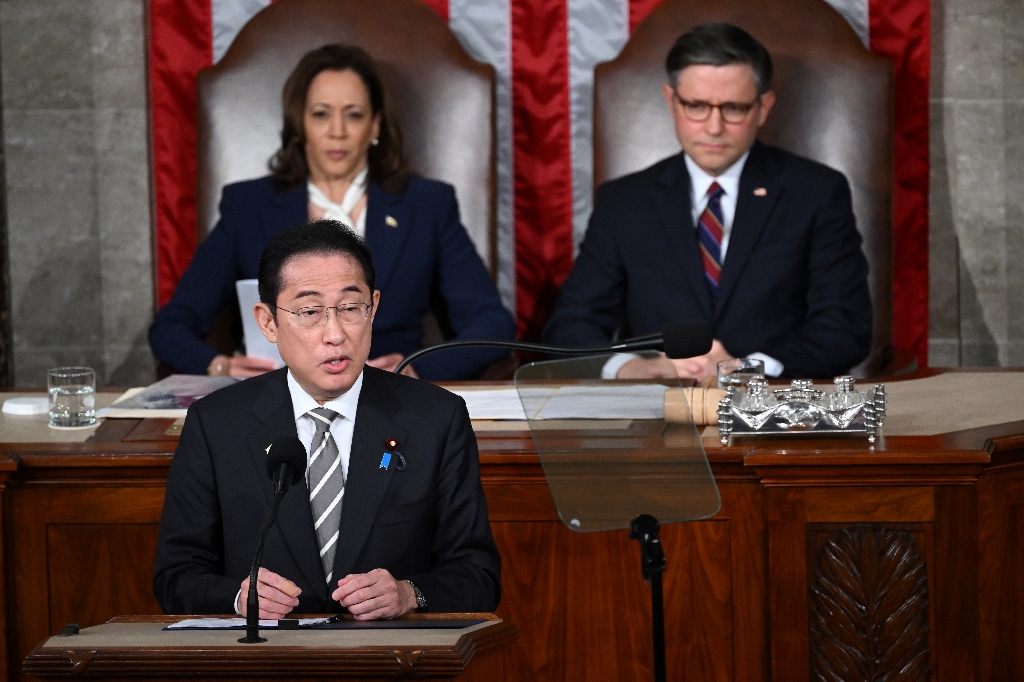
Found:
[153,366,501,614]
[148,175,515,381]
[543,141,872,378]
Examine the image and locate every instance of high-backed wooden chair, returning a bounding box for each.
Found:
[189,0,496,358]
[197,0,495,268]
[594,0,894,377]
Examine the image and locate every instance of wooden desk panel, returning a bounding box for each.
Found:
[2,415,1023,682]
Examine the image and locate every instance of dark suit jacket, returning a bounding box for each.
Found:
[149,175,515,381]
[153,366,501,614]
[543,142,872,378]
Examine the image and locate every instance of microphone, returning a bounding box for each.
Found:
[267,436,306,496]
[394,320,714,375]
[239,436,307,644]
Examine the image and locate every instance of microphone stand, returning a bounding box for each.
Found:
[630,515,667,682]
[394,336,666,375]
[238,486,286,644]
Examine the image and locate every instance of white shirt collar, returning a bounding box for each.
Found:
[287,369,364,424]
[684,150,750,204]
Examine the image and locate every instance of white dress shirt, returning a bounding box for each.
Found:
[600,151,783,379]
[685,151,748,261]
[234,370,364,613]
[288,369,363,487]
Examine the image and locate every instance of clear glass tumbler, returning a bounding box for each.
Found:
[48,366,96,428]
[716,357,765,390]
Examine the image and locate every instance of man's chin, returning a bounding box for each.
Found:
[310,361,363,399]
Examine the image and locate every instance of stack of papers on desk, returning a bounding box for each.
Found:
[449,388,529,420]
[450,384,669,421]
[166,617,329,630]
[97,375,239,419]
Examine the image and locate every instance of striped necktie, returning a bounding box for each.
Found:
[306,407,345,585]
[697,181,726,296]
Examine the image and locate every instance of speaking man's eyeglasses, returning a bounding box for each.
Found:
[276,303,372,328]
[673,92,759,124]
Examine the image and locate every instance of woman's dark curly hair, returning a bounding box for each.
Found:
[269,44,409,194]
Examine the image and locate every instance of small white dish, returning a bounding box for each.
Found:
[3,397,49,416]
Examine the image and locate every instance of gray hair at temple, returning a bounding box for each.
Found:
[664,23,774,95]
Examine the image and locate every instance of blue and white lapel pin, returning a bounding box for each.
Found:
[380,438,406,471]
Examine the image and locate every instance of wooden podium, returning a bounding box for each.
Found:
[22,615,516,680]
[2,370,1024,681]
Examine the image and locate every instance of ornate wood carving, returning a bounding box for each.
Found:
[809,526,930,681]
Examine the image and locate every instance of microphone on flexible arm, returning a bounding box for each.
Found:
[393,320,715,375]
[239,436,307,644]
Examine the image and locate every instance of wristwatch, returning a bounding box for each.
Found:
[404,580,427,612]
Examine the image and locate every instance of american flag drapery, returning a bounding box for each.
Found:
[149,0,929,361]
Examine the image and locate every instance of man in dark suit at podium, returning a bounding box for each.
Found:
[154,221,500,619]
[543,23,872,380]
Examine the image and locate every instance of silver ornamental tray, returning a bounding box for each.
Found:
[716,376,886,444]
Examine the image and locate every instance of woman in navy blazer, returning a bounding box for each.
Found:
[149,45,514,381]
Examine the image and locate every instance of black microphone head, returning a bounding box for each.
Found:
[266,436,307,487]
[662,321,715,359]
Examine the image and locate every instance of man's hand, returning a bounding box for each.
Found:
[209,354,279,377]
[237,567,301,618]
[670,339,733,382]
[616,341,733,383]
[332,568,418,620]
[616,356,686,381]
[366,353,419,378]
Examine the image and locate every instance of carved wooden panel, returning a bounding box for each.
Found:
[808,526,930,682]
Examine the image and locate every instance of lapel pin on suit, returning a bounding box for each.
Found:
[382,438,407,471]
[753,187,768,197]
[385,215,399,227]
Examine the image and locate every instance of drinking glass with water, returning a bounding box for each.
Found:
[716,358,765,389]
[48,367,96,428]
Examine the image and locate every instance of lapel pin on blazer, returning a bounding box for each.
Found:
[385,215,398,227]
[753,187,768,197]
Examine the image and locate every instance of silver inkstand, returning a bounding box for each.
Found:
[717,376,886,444]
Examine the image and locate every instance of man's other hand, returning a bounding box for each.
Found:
[616,340,733,383]
[332,568,418,620]
[366,353,419,378]
[615,355,687,381]
[209,354,279,377]
[670,339,733,382]
[237,567,301,618]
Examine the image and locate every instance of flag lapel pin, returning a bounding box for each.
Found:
[753,187,767,197]
[385,215,398,227]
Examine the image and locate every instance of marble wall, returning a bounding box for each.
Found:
[0,0,154,387]
[930,0,1024,366]
[0,0,1022,385]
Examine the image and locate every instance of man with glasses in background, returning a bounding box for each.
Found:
[154,220,500,619]
[543,23,872,380]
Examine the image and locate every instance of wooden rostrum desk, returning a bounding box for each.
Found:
[2,371,1024,681]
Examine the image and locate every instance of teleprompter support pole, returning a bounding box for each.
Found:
[630,514,667,682]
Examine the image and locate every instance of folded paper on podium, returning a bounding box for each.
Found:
[515,355,721,532]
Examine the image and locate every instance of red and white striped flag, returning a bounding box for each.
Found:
[149,0,929,362]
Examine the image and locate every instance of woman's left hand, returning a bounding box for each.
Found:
[366,353,419,378]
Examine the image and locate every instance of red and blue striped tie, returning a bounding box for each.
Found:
[697,182,725,296]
